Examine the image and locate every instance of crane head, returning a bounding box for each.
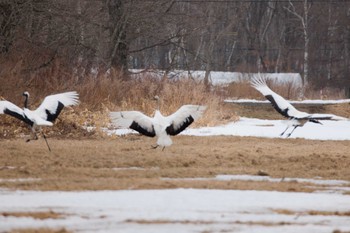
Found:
[153,95,160,110]
[22,91,30,98]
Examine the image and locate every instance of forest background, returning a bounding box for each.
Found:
[1,0,350,114]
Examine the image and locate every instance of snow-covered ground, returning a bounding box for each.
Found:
[1,99,350,232]
[1,189,350,233]
[112,116,350,141]
[182,117,350,140]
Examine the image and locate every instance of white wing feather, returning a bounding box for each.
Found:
[0,101,24,116]
[34,91,79,119]
[166,105,206,130]
[250,76,308,118]
[110,111,154,132]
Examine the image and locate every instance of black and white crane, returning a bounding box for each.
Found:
[110,96,206,150]
[250,76,348,137]
[0,91,79,151]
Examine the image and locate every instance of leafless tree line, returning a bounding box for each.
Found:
[0,0,350,88]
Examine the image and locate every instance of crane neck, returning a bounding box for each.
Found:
[156,98,160,111]
[23,95,29,109]
[154,110,164,119]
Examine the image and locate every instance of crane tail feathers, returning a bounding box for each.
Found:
[157,134,172,147]
[250,74,268,89]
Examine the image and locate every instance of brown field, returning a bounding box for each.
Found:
[0,135,349,192]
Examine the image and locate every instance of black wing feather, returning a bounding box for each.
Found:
[265,95,289,118]
[45,101,64,122]
[4,108,34,126]
[166,115,194,136]
[130,121,156,137]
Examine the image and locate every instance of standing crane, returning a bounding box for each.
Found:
[110,96,206,150]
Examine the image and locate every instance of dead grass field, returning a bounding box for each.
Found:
[0,135,349,192]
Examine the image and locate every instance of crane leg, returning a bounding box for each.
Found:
[151,144,159,149]
[42,132,51,152]
[26,127,38,142]
[280,126,290,136]
[286,125,299,138]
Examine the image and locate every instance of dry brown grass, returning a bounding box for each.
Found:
[0,62,237,139]
[0,137,350,191]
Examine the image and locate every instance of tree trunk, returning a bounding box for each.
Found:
[106,0,129,71]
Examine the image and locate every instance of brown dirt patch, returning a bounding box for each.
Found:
[2,211,70,233]
[273,209,350,216]
[0,135,349,192]
[9,228,71,233]
[126,219,304,227]
[1,211,64,220]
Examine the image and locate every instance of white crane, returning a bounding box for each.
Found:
[0,91,79,151]
[110,96,206,150]
[250,76,348,137]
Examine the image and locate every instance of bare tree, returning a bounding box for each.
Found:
[285,0,312,88]
[1,0,350,89]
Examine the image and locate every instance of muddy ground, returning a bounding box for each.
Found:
[1,102,350,193]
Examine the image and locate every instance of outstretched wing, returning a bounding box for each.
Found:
[110,111,156,137]
[250,76,307,118]
[34,91,79,122]
[165,105,206,136]
[0,100,34,126]
[307,113,348,121]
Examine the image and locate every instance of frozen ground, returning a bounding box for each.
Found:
[1,188,350,233]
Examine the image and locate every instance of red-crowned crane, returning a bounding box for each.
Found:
[250,76,348,137]
[110,96,206,150]
[0,91,79,151]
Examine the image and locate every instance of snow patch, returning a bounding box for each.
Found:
[1,189,350,233]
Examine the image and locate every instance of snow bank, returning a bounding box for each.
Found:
[129,69,303,88]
